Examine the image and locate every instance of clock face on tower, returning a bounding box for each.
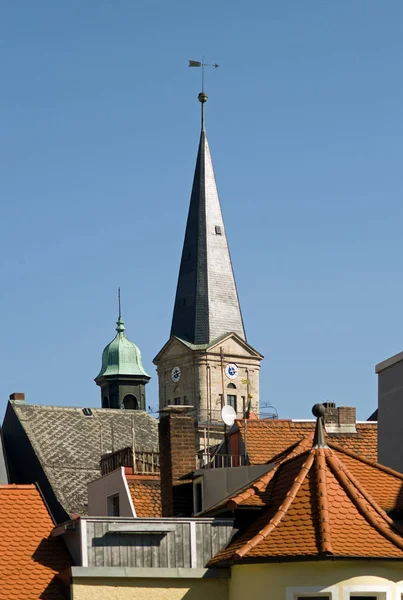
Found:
[171,366,181,383]
[225,363,238,380]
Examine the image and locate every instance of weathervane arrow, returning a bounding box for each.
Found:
[188,58,219,93]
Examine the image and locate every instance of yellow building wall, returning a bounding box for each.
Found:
[230,561,403,600]
[71,576,228,600]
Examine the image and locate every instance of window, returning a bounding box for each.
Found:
[343,584,389,600]
[193,479,203,514]
[286,585,336,600]
[174,397,181,405]
[297,598,330,600]
[227,383,236,389]
[123,394,138,410]
[107,494,120,517]
[227,395,237,411]
[102,397,109,408]
[215,225,222,235]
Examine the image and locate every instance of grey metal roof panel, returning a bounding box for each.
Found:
[9,402,158,517]
[170,129,246,345]
[0,429,8,484]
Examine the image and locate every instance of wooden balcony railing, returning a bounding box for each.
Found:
[100,447,160,476]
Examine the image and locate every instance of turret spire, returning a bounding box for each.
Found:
[170,93,246,345]
[116,287,125,333]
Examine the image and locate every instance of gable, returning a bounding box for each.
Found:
[153,337,193,364]
[208,333,262,360]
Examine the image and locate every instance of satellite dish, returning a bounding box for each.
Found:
[221,404,236,427]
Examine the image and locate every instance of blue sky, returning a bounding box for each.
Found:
[1,1,403,420]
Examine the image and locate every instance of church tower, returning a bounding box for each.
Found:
[154,91,263,447]
[95,312,150,410]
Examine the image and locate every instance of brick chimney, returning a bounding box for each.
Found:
[323,402,356,433]
[159,408,196,517]
[9,393,25,401]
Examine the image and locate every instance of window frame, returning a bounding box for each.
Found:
[286,585,338,600]
[343,586,390,600]
[107,493,120,517]
[193,477,203,515]
[227,394,237,411]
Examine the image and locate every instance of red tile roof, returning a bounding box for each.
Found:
[127,476,162,518]
[236,419,377,464]
[0,484,71,599]
[209,441,403,565]
[223,439,403,513]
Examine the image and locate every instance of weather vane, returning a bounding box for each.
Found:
[118,287,121,319]
[188,58,219,93]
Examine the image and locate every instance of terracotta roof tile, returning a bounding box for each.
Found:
[236,419,377,465]
[127,477,162,517]
[209,442,403,566]
[0,484,71,599]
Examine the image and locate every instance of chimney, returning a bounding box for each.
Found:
[338,406,356,425]
[9,393,25,402]
[323,402,337,424]
[323,402,356,433]
[159,408,196,517]
[376,351,403,471]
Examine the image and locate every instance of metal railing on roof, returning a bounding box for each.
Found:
[196,453,247,470]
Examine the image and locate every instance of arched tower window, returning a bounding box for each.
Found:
[102,396,109,408]
[123,394,138,410]
[227,383,236,389]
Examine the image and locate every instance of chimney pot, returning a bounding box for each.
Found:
[9,393,25,401]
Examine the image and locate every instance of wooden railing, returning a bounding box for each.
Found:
[196,453,246,469]
[100,447,160,475]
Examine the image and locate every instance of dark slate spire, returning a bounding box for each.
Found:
[170,93,246,345]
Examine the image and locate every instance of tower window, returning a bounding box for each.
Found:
[227,383,236,389]
[215,225,222,235]
[123,394,138,410]
[102,397,109,408]
[227,395,237,412]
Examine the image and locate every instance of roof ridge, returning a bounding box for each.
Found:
[315,449,333,554]
[0,484,36,490]
[325,449,403,552]
[328,441,403,480]
[263,435,314,464]
[229,437,313,509]
[325,449,395,527]
[234,450,315,559]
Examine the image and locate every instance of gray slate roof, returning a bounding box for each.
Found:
[6,402,158,517]
[170,125,246,345]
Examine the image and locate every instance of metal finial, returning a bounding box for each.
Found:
[116,287,125,333]
[312,403,327,448]
[189,58,219,131]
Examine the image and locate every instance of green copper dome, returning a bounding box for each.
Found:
[96,316,150,379]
